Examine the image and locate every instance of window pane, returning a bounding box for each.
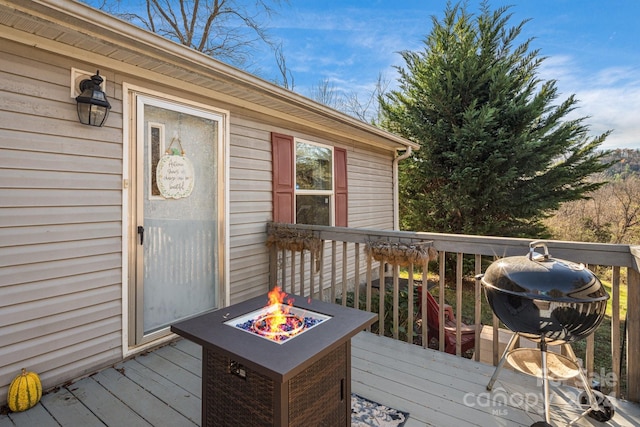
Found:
[296,195,330,226]
[296,142,332,190]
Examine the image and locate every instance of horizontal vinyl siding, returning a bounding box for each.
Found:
[348,147,395,230]
[0,41,123,401]
[228,118,272,303]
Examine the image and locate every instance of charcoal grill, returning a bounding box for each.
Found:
[479,241,613,426]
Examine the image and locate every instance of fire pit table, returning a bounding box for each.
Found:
[171,291,377,427]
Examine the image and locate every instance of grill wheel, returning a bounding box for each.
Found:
[578,390,615,422]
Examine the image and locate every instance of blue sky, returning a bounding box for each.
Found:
[258,0,640,150]
[84,0,639,150]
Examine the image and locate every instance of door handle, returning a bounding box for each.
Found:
[137,226,144,245]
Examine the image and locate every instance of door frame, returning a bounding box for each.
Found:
[121,82,230,355]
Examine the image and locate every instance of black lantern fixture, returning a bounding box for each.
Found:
[75,70,111,127]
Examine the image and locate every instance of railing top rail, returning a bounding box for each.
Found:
[267,223,435,245]
[416,232,638,269]
[267,223,640,270]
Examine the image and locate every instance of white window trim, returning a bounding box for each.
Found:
[294,138,335,226]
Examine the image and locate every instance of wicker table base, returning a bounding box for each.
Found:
[204,341,348,427]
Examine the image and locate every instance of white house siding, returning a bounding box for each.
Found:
[0,40,124,401]
[228,117,273,304]
[349,146,395,229]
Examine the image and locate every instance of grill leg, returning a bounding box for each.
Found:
[487,332,520,390]
[564,343,609,425]
[540,342,551,425]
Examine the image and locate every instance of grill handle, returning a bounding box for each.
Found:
[529,240,550,261]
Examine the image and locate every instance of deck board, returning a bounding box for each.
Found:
[92,368,196,427]
[133,351,202,398]
[39,387,104,427]
[153,343,201,376]
[114,358,201,424]
[2,403,60,427]
[2,331,640,426]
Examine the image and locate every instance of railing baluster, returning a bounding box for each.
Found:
[331,240,337,304]
[611,265,621,398]
[354,243,360,310]
[309,249,316,298]
[318,240,325,301]
[392,264,399,340]
[407,263,414,344]
[627,267,640,401]
[474,254,482,362]
[299,250,305,296]
[290,248,296,295]
[492,256,500,366]
[378,260,385,337]
[456,252,463,356]
[366,254,372,332]
[422,260,428,349]
[585,264,595,377]
[280,248,286,291]
[438,251,446,353]
[342,241,348,306]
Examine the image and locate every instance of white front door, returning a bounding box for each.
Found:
[130,93,226,345]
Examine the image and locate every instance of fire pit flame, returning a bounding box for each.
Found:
[228,287,330,343]
[262,286,293,335]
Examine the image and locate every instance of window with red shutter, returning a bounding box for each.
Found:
[271,133,347,226]
[271,133,295,223]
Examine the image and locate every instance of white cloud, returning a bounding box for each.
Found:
[540,58,640,149]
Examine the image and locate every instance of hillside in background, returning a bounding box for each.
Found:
[546,148,640,244]
[601,148,640,177]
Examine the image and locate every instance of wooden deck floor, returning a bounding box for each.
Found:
[2,331,640,427]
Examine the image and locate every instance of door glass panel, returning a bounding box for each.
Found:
[141,102,219,335]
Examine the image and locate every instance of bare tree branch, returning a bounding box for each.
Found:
[102,0,287,70]
[273,42,294,90]
[310,78,340,109]
[343,73,390,124]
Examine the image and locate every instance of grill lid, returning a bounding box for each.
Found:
[481,241,608,303]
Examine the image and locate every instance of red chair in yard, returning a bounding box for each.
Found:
[416,286,476,355]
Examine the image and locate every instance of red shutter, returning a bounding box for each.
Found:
[334,147,348,227]
[271,133,295,223]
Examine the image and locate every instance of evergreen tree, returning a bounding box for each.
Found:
[380,1,611,237]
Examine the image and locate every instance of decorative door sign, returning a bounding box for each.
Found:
[155,137,194,199]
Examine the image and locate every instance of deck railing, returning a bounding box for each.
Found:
[266,222,640,402]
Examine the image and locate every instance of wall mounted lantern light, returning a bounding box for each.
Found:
[75,70,111,127]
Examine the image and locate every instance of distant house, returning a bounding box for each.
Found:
[0,0,418,400]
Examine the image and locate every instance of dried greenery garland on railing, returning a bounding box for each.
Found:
[266,223,322,254]
[365,240,437,266]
